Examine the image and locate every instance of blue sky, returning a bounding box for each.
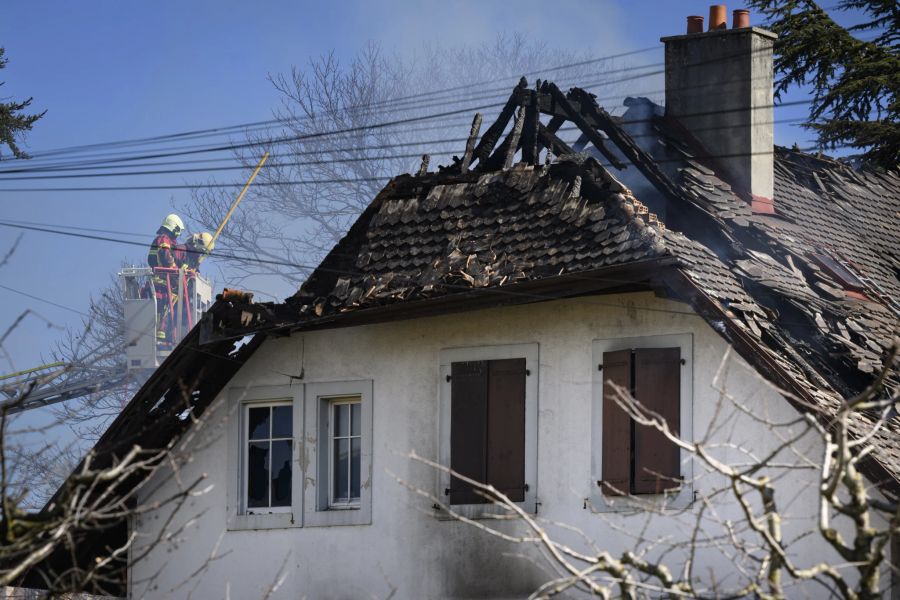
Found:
[0,0,868,375]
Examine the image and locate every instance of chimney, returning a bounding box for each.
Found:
[662,6,777,214]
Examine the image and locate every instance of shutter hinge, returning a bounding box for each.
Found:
[523,483,530,492]
[444,487,451,496]
[680,358,686,366]
[597,364,603,371]
[445,375,451,382]
[525,369,531,376]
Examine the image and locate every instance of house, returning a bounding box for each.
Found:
[28,7,900,599]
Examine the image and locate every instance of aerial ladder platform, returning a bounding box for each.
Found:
[0,153,269,414]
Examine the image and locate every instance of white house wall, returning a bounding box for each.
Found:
[130,292,889,599]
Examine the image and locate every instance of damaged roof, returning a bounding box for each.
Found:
[211,80,898,492]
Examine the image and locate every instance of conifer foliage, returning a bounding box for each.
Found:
[749,0,898,168]
[0,47,44,159]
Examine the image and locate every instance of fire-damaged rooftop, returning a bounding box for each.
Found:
[203,79,900,492]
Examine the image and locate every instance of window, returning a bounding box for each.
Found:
[591,334,693,510]
[245,403,293,512]
[226,385,302,531]
[439,344,539,516]
[328,397,362,507]
[304,380,373,527]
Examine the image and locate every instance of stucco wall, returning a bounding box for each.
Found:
[129,292,886,599]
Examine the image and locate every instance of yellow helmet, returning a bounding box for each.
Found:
[161,214,185,237]
[194,232,215,254]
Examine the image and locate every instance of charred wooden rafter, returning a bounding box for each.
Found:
[459,113,483,173]
[541,82,626,170]
[520,88,540,165]
[470,77,527,168]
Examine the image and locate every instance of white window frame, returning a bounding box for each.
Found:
[590,333,693,512]
[437,343,539,519]
[227,385,303,530]
[303,380,373,527]
[326,396,363,509]
[243,401,293,514]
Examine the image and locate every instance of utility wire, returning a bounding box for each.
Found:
[0,117,814,181]
[4,44,794,170]
[12,28,873,171]
[19,47,661,160]
[0,141,848,193]
[0,94,815,181]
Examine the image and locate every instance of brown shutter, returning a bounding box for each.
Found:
[450,361,488,504]
[486,358,526,502]
[633,347,681,494]
[601,350,633,496]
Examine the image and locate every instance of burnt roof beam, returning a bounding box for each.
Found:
[541,82,626,170]
[458,113,483,173]
[520,90,540,165]
[565,87,685,205]
[470,78,528,169]
[537,122,575,157]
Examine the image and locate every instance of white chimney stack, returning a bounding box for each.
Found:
[661,6,777,213]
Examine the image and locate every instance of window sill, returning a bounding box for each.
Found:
[226,511,300,531]
[305,507,370,527]
[433,500,537,521]
[587,487,694,513]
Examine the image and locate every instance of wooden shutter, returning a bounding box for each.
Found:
[601,350,632,496]
[450,361,488,504]
[633,347,681,494]
[486,358,526,502]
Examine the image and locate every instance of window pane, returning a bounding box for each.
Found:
[351,402,361,436]
[248,407,270,440]
[247,441,269,507]
[334,403,349,437]
[270,439,292,507]
[271,405,292,438]
[350,437,361,500]
[333,438,349,501]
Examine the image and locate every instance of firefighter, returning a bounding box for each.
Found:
[148,214,185,347]
[181,231,214,272]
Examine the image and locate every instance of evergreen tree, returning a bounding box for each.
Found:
[0,47,44,159]
[748,0,898,168]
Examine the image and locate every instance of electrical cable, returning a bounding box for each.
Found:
[3,44,797,171]
[20,46,661,160]
[0,118,812,181]
[0,96,817,183]
[0,140,851,192]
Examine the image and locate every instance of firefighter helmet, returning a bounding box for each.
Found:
[161,214,185,237]
[193,232,215,254]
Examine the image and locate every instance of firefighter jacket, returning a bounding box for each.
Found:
[148,230,183,269]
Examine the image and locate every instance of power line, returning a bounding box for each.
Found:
[0,118,813,182]
[0,95,815,182]
[0,284,88,317]
[3,46,792,171]
[11,30,862,171]
[0,100,508,173]
[0,141,847,193]
[18,46,661,160]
